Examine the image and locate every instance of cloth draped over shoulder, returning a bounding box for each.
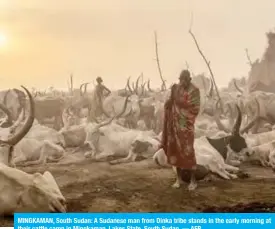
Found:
[161,83,200,169]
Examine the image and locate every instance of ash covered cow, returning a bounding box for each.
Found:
[0,86,66,215]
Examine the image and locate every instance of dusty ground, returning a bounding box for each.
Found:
[1,154,275,226]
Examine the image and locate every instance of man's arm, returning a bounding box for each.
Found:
[103,85,111,96]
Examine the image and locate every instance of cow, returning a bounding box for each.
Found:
[153,104,255,184]
[77,94,161,163]
[32,97,65,130]
[12,138,65,166]
[240,140,275,167]
[0,86,66,215]
[59,95,130,149]
[83,116,161,164]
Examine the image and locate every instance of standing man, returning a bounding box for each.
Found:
[161,69,200,190]
[94,76,111,116]
[95,76,111,99]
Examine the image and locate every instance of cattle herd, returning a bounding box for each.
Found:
[0,74,275,216]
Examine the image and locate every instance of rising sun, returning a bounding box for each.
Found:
[0,32,7,48]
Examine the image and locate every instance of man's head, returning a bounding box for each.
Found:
[96,77,103,84]
[179,70,191,89]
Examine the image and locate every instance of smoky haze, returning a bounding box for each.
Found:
[0,0,274,90]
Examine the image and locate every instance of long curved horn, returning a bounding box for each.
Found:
[131,82,136,93]
[124,80,128,92]
[3,89,10,106]
[0,86,35,146]
[225,103,235,127]
[115,95,130,119]
[232,104,242,135]
[134,75,141,94]
[233,79,243,94]
[141,82,146,96]
[147,80,153,92]
[96,96,130,129]
[79,83,86,96]
[240,98,260,134]
[213,100,231,133]
[127,77,133,94]
[0,103,13,127]
[84,83,90,94]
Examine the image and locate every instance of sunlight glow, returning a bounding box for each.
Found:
[0,32,7,48]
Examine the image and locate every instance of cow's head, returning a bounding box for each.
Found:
[30,171,66,213]
[242,141,275,172]
[0,86,35,166]
[214,99,260,155]
[83,118,112,157]
[0,167,66,215]
[83,95,130,156]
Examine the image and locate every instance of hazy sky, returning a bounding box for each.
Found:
[0,0,274,90]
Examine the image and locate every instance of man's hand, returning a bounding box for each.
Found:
[158,143,164,151]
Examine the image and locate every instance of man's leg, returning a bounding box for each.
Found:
[172,166,184,188]
[188,169,197,191]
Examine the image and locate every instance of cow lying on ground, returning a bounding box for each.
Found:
[26,120,65,146]
[239,139,275,169]
[84,120,160,164]
[59,95,130,149]
[0,86,66,215]
[153,105,256,187]
[2,116,67,166]
[73,94,160,163]
[12,138,65,166]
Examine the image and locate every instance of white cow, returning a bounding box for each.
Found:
[59,95,130,148]
[83,119,164,164]
[0,166,66,215]
[153,136,239,181]
[12,138,65,166]
[240,140,275,167]
[244,130,275,147]
[0,86,66,215]
[28,123,65,145]
[6,118,67,166]
[60,123,87,148]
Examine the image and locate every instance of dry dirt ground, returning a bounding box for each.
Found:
[1,152,275,226]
